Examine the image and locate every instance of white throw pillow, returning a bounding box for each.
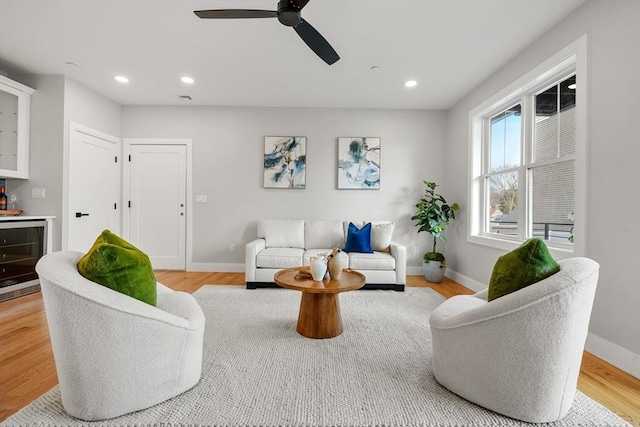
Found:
[371,222,394,252]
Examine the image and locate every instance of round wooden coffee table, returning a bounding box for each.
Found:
[274,267,366,339]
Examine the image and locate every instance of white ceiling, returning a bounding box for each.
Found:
[0,0,584,109]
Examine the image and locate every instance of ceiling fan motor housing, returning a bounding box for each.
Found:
[277,0,302,26]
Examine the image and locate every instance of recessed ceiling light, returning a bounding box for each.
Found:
[568,83,576,89]
[115,75,129,83]
[404,80,418,88]
[181,76,195,84]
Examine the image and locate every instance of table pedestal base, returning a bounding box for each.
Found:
[296,292,343,339]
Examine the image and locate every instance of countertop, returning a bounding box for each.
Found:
[0,215,55,222]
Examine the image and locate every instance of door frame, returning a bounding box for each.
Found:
[123,138,193,270]
[64,122,122,251]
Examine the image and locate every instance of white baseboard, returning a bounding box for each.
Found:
[188,262,245,273]
[407,266,424,276]
[444,268,486,292]
[585,333,640,379]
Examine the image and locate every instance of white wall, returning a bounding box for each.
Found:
[122,106,446,270]
[444,0,640,375]
[63,77,122,138]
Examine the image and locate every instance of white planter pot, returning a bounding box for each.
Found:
[423,260,445,283]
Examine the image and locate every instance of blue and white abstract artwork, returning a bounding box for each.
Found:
[264,136,306,189]
[337,137,380,189]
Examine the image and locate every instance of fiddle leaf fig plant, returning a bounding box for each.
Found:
[411,180,460,262]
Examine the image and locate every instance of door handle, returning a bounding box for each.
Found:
[75,212,90,218]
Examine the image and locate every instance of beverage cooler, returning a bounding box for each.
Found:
[0,218,52,302]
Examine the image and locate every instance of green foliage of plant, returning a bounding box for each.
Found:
[423,252,445,262]
[411,181,460,260]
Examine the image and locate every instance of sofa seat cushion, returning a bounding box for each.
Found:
[256,248,304,269]
[348,251,396,271]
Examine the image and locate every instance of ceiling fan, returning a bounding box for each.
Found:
[194,0,340,65]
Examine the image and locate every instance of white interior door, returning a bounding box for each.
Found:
[128,144,187,270]
[68,124,120,252]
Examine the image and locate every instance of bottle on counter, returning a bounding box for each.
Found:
[0,187,7,210]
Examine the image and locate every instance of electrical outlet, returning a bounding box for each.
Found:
[32,188,46,198]
[196,195,207,203]
[229,244,236,253]
[414,246,420,255]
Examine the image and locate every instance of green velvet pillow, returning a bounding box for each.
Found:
[487,238,560,302]
[77,230,157,306]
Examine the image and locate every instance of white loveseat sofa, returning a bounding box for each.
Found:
[245,219,407,291]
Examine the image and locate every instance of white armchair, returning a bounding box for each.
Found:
[36,251,205,421]
[429,257,599,423]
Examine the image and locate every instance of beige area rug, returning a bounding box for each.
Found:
[2,286,630,426]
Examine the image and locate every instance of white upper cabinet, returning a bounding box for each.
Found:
[0,76,35,179]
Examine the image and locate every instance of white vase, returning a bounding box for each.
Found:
[310,256,327,281]
[423,260,445,283]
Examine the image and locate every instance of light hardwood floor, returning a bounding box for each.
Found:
[1,273,638,425]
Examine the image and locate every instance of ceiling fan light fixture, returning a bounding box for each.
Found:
[181,76,195,84]
[404,80,418,88]
[194,0,339,65]
[115,75,129,83]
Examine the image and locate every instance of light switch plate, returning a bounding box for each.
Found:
[32,188,46,198]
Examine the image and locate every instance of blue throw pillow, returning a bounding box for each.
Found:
[343,222,374,253]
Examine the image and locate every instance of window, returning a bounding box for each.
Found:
[469,36,587,254]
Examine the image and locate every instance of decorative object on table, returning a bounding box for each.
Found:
[309,255,327,281]
[411,180,460,283]
[337,137,380,189]
[326,248,347,280]
[9,193,18,210]
[263,136,306,189]
[0,186,7,210]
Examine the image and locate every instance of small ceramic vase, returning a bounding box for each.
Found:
[328,252,347,280]
[310,256,327,281]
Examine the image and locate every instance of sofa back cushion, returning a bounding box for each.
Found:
[305,220,344,249]
[258,219,305,248]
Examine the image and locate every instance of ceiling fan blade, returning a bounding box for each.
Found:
[294,19,340,65]
[291,0,311,11]
[194,9,278,19]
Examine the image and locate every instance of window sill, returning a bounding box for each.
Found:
[468,234,575,257]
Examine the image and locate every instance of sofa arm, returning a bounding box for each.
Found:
[389,241,407,284]
[245,238,266,282]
